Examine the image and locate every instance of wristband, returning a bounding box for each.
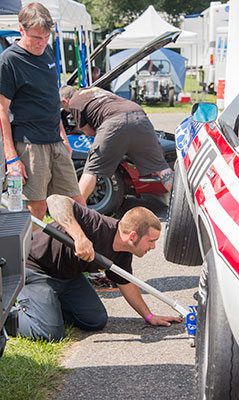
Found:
[6,156,19,165]
[145,313,154,323]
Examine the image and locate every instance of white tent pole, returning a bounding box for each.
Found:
[90,31,95,67]
[196,42,200,100]
[190,44,193,98]
[86,29,92,85]
[57,20,67,85]
[195,43,199,101]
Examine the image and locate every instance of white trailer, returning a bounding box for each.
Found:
[215,25,228,91]
[182,1,230,92]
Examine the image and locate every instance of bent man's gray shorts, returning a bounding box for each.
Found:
[84,111,169,177]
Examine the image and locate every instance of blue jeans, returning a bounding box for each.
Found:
[17,269,108,341]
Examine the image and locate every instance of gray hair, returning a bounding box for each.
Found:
[18,3,54,32]
[59,85,77,102]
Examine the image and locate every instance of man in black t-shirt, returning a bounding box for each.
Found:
[0,3,85,225]
[59,85,174,202]
[13,194,181,341]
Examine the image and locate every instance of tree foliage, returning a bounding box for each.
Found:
[78,0,163,31]
[77,0,228,32]
[161,0,228,18]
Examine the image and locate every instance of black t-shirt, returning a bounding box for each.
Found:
[27,203,132,285]
[0,42,61,144]
[69,87,143,129]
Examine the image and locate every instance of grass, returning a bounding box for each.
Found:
[141,74,217,114]
[0,334,71,400]
[0,214,73,400]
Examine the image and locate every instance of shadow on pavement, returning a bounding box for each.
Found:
[53,363,196,400]
[68,316,187,346]
[144,276,200,293]
[98,275,199,299]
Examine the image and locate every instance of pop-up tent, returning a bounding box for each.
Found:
[110,47,188,99]
[108,5,198,50]
[0,0,92,83]
[0,0,22,38]
[0,0,22,15]
[0,0,91,32]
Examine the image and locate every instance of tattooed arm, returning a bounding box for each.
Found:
[47,194,95,262]
[157,168,174,192]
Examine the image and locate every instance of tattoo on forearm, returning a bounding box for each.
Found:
[160,170,174,191]
[48,195,75,230]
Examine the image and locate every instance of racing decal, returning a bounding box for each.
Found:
[205,123,239,175]
[206,209,239,275]
[187,138,217,195]
[184,153,191,170]
[195,173,239,275]
[175,117,203,158]
[179,119,239,275]
[67,134,93,152]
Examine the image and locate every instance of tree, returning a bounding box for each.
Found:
[78,0,163,32]
[77,0,228,32]
[161,0,228,19]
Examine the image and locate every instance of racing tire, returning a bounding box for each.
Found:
[163,163,202,266]
[74,161,125,215]
[168,88,175,107]
[195,249,239,400]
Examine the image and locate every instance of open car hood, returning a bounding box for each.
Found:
[67,30,181,89]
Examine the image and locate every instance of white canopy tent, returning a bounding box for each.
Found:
[0,0,92,84]
[108,5,198,50]
[107,5,198,93]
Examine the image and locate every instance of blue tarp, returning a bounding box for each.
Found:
[0,0,22,15]
[110,48,188,100]
[0,31,20,37]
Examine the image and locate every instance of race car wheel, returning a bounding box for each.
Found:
[168,88,175,107]
[74,161,125,215]
[163,163,202,265]
[196,249,239,400]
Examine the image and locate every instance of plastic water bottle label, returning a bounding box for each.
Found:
[8,179,22,190]
[7,167,23,211]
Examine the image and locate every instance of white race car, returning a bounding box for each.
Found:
[164,97,239,400]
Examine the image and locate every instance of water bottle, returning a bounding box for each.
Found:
[8,165,23,212]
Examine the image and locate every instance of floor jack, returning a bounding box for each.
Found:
[1,197,198,346]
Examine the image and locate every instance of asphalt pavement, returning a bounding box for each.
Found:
[147,112,190,132]
[52,113,200,400]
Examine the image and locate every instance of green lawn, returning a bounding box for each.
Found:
[0,334,72,400]
[142,74,217,114]
[0,214,72,400]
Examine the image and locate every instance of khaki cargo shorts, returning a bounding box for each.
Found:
[15,141,81,201]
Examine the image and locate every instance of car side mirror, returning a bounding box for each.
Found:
[191,102,218,123]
